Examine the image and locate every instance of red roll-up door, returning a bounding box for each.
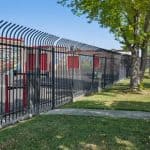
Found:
[28,53,36,71]
[40,53,47,71]
[94,56,100,68]
[26,53,47,72]
[68,56,79,69]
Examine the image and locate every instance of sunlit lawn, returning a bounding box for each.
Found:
[0,74,150,150]
[63,76,150,112]
[0,115,150,150]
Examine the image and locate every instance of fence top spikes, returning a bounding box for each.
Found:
[0,20,110,51]
[0,20,129,55]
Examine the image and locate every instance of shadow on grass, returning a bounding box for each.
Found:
[143,82,150,89]
[63,77,150,111]
[95,92,117,97]
[144,75,150,79]
[111,101,150,111]
[0,115,149,150]
[94,85,141,97]
[88,79,150,97]
[143,75,150,89]
[64,100,150,112]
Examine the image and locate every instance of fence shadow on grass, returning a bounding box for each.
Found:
[64,100,150,111]
[0,115,150,150]
[63,77,150,111]
[143,82,150,89]
[111,101,150,112]
[96,77,150,96]
[95,83,141,96]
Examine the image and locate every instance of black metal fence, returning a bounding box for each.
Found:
[0,20,130,128]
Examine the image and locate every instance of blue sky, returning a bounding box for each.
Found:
[0,0,121,49]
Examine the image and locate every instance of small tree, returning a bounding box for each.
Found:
[58,0,150,90]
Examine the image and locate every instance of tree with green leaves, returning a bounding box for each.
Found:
[58,0,150,90]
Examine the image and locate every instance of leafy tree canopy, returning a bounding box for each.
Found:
[58,0,150,50]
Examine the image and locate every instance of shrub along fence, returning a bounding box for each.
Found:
[0,20,130,128]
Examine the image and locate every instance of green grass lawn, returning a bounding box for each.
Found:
[0,115,150,150]
[62,76,150,112]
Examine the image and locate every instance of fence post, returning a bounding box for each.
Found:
[97,56,102,92]
[111,56,114,83]
[29,48,41,115]
[91,55,95,92]
[36,48,41,114]
[71,47,74,100]
[23,74,27,109]
[104,57,107,88]
[52,46,55,109]
[5,75,9,113]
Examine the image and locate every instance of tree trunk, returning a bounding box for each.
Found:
[130,49,140,90]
